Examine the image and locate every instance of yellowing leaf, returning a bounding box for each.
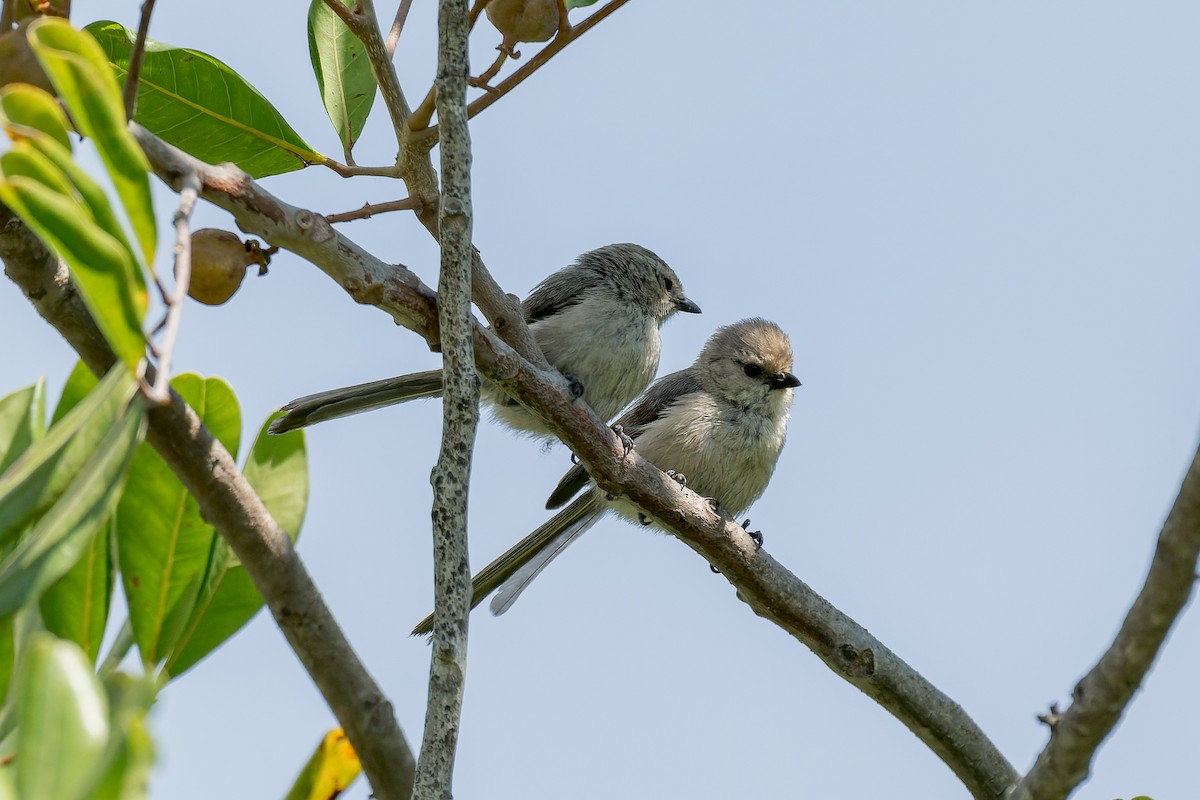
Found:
[284,728,361,800]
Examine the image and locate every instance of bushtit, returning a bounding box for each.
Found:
[268,244,700,437]
[412,318,800,634]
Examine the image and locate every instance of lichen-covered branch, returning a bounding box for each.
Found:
[410,1,477,798]
[1009,442,1200,800]
[126,128,1018,799]
[0,204,417,800]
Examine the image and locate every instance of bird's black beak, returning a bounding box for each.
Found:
[675,296,702,314]
[769,372,801,390]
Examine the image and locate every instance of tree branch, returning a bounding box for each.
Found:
[1009,441,1200,800]
[384,0,415,57]
[121,0,156,119]
[413,0,632,139]
[0,204,417,800]
[318,159,403,179]
[411,2,477,798]
[325,196,423,224]
[145,170,199,404]
[126,127,1018,799]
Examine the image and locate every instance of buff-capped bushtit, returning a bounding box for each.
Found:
[268,244,700,438]
[412,318,800,634]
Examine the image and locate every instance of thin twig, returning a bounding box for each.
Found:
[146,171,200,404]
[318,158,403,178]
[384,0,414,57]
[411,2,476,796]
[0,0,15,31]
[470,48,508,89]
[467,0,490,30]
[122,0,157,119]
[326,197,423,224]
[468,0,629,118]
[1008,441,1200,800]
[415,0,631,144]
[408,86,437,132]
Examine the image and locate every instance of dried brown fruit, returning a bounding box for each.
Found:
[188,228,271,306]
[486,0,560,48]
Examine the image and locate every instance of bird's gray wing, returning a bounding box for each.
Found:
[521,265,601,323]
[544,369,703,509]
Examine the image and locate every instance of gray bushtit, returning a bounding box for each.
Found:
[268,244,700,437]
[412,318,799,634]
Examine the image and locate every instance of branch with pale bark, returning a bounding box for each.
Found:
[410,2,477,799]
[125,126,1024,799]
[1010,443,1200,800]
[0,205,418,800]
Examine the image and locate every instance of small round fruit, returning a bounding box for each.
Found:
[188,228,269,305]
[0,23,54,93]
[486,0,560,46]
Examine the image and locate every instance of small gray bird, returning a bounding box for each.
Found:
[412,318,799,634]
[268,244,700,437]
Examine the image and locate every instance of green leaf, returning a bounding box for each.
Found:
[0,380,45,476]
[89,672,156,800]
[86,20,326,178]
[307,0,377,158]
[0,365,136,548]
[0,82,71,149]
[166,414,307,678]
[14,634,110,800]
[0,165,147,373]
[0,396,144,617]
[564,0,602,8]
[0,145,76,196]
[0,615,14,704]
[25,19,156,268]
[21,132,142,268]
[117,375,240,667]
[39,521,113,665]
[40,363,113,663]
[51,361,100,425]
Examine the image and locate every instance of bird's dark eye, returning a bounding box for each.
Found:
[743,363,763,378]
[662,277,674,292]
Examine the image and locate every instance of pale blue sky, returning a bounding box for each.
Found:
[3,3,1198,798]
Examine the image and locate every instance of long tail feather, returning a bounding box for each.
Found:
[490,496,602,615]
[411,493,601,635]
[268,370,444,434]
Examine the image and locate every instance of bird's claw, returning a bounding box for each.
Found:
[612,424,634,457]
[565,374,585,400]
[666,470,687,488]
[711,520,763,574]
[742,518,763,550]
[638,512,653,526]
